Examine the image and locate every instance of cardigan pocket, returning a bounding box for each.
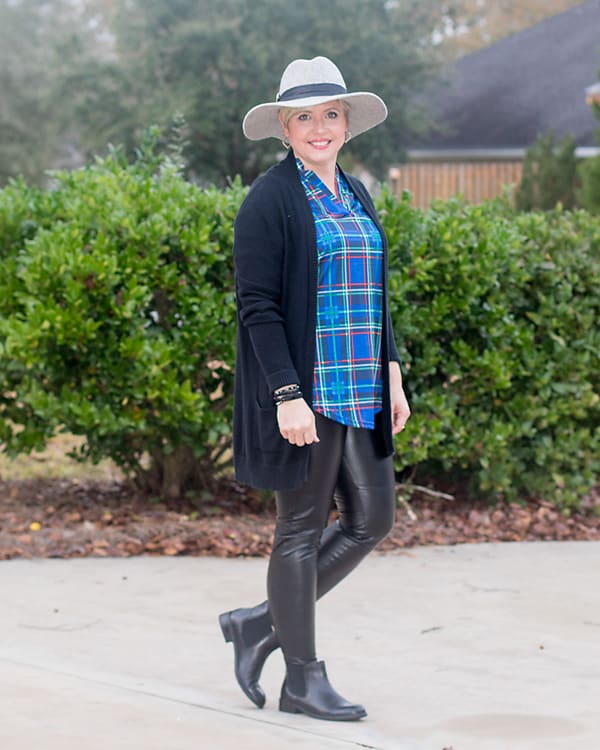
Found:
[256,401,287,455]
[256,377,273,410]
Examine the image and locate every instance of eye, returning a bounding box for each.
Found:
[297,113,310,121]
[326,110,339,119]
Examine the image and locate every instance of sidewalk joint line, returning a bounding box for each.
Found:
[0,656,386,749]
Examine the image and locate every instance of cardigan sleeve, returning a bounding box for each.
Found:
[387,308,401,364]
[233,180,301,393]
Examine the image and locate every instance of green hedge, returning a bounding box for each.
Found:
[382,191,599,504]
[0,151,598,504]
[0,152,243,498]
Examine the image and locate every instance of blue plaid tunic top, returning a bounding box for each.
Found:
[297,158,384,429]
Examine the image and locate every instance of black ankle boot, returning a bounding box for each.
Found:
[279,660,367,721]
[219,601,279,708]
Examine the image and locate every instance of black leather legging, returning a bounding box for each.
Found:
[267,411,396,664]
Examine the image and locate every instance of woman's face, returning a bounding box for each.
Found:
[279,100,347,175]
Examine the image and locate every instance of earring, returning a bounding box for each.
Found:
[344,130,352,144]
[281,136,290,149]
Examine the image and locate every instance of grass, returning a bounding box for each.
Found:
[0,434,121,481]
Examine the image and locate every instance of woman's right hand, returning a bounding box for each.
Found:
[276,398,320,446]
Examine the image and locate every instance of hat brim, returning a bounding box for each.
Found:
[242,92,387,141]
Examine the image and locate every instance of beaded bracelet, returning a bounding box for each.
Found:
[274,389,303,407]
[273,383,301,396]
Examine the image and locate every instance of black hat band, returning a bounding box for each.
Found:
[277,82,347,103]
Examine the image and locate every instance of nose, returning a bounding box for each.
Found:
[313,114,329,132]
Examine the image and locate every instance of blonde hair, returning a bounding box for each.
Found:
[278,99,350,127]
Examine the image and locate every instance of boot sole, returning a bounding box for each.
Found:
[279,695,367,721]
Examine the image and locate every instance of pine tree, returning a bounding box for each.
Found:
[516,132,579,211]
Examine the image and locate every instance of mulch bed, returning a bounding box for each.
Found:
[0,477,598,560]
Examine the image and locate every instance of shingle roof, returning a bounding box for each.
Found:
[413,0,600,150]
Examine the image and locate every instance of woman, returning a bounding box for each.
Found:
[219,56,411,722]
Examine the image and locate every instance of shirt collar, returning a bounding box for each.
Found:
[295,157,349,201]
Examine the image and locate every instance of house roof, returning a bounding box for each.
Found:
[412,0,600,150]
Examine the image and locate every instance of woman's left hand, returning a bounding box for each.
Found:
[389,361,411,435]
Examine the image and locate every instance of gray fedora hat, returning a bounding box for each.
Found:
[242,56,388,141]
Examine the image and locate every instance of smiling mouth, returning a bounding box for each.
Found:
[309,140,331,148]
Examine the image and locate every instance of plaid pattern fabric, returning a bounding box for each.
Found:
[297,158,383,429]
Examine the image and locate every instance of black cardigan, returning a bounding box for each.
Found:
[232,149,400,491]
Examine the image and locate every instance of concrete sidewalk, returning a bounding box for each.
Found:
[0,541,599,750]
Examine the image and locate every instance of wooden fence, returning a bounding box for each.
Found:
[389,160,523,208]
